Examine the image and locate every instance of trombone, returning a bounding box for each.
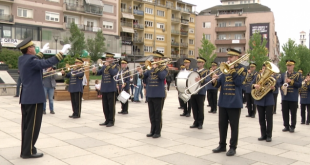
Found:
[179,54,250,102]
[42,63,87,78]
[113,58,171,81]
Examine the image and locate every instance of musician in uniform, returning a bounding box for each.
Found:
[211,48,247,156]
[17,37,69,158]
[140,51,168,138]
[189,57,208,129]
[280,60,302,132]
[180,58,192,117]
[300,73,310,124]
[62,58,84,118]
[92,52,119,127]
[244,63,258,118]
[207,62,220,113]
[177,65,186,109]
[117,59,130,114]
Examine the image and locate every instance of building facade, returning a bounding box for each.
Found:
[118,0,196,61]
[195,0,278,63]
[300,31,306,46]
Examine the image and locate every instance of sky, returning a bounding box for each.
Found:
[182,0,310,49]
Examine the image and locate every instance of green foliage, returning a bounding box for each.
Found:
[278,39,300,73]
[86,30,106,62]
[68,22,86,57]
[198,33,217,69]
[247,32,269,71]
[0,48,22,69]
[296,45,310,76]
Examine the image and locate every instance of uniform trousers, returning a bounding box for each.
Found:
[245,93,256,116]
[148,97,165,134]
[70,92,82,117]
[257,105,273,138]
[121,89,130,113]
[102,92,116,124]
[207,90,211,105]
[273,93,278,113]
[218,107,241,149]
[21,103,43,156]
[300,104,310,123]
[182,99,192,115]
[191,95,205,126]
[208,89,218,112]
[282,100,298,129]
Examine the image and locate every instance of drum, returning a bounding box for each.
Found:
[117,91,130,104]
[176,70,200,94]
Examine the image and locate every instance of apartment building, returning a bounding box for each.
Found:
[0,0,120,55]
[196,0,279,63]
[118,0,196,60]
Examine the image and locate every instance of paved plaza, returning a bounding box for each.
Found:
[1,89,310,165]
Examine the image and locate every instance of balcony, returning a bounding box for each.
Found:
[1,0,14,2]
[181,19,189,25]
[216,52,245,57]
[180,54,188,58]
[133,24,144,30]
[171,17,180,23]
[121,36,132,41]
[180,31,188,36]
[65,24,102,32]
[121,8,132,13]
[171,42,179,47]
[171,30,180,35]
[133,51,144,56]
[121,21,132,27]
[215,26,246,32]
[133,37,144,44]
[133,9,144,16]
[0,14,14,23]
[180,43,188,47]
[215,39,246,45]
[176,7,192,14]
[64,3,103,16]
[171,54,179,58]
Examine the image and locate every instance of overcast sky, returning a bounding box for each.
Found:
[183,0,310,49]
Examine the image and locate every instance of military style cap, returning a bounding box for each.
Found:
[16,37,34,50]
[152,50,164,58]
[211,62,218,66]
[197,57,206,63]
[250,63,257,67]
[227,48,241,56]
[183,58,191,63]
[75,58,84,63]
[180,65,185,69]
[121,59,128,64]
[105,52,115,58]
[298,69,303,73]
[286,60,296,66]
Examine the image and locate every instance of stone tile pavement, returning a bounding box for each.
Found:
[1,89,310,165]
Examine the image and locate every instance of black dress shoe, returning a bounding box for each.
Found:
[72,116,80,119]
[69,115,74,118]
[122,111,128,114]
[198,125,203,129]
[190,125,198,128]
[106,123,114,127]
[99,121,108,126]
[152,134,161,138]
[118,111,124,114]
[178,107,184,109]
[301,122,305,124]
[306,123,309,125]
[180,113,186,116]
[282,127,289,132]
[289,127,295,133]
[208,111,213,113]
[212,111,217,114]
[21,153,44,159]
[266,137,272,142]
[226,148,236,156]
[212,146,226,153]
[186,113,190,117]
[146,133,154,137]
[258,137,267,141]
[246,115,251,117]
[251,115,255,118]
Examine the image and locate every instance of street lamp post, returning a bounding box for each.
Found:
[53,36,61,68]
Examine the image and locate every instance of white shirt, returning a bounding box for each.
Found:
[95,84,100,90]
[82,75,87,85]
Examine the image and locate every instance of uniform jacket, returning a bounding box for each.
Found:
[244,71,257,93]
[213,64,247,108]
[65,69,84,93]
[251,74,274,106]
[193,68,208,95]
[95,63,119,93]
[117,68,130,91]
[279,71,302,102]
[142,65,168,98]
[300,81,310,104]
[18,54,60,104]
[206,69,221,90]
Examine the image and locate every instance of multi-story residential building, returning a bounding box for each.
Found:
[118,0,196,60]
[196,0,278,63]
[0,0,120,56]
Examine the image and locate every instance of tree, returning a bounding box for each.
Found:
[0,48,22,69]
[278,39,299,73]
[198,33,216,69]
[296,45,310,76]
[86,30,106,62]
[247,32,269,71]
[68,22,86,57]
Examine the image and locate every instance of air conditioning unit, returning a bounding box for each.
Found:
[239,12,242,16]
[162,28,165,32]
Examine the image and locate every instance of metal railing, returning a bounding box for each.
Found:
[171,30,180,35]
[65,24,102,32]
[121,36,132,41]
[180,43,188,47]
[180,31,188,35]
[0,14,14,22]
[216,37,245,40]
[65,3,103,15]
[133,51,144,56]
[121,21,132,27]
[133,37,144,43]
[217,24,245,27]
[180,54,188,58]
[171,54,179,58]
[171,17,180,22]
[181,19,189,24]
[121,8,132,13]
[133,24,144,29]
[133,10,144,16]
[171,42,179,46]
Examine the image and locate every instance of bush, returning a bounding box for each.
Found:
[0,48,22,69]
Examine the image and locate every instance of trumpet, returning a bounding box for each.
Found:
[179,54,250,103]
[96,58,120,67]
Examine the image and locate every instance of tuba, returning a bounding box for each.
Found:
[251,61,280,100]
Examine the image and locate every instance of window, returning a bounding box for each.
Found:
[145,33,153,39]
[45,12,59,22]
[3,26,11,38]
[218,22,226,27]
[103,4,114,13]
[17,8,33,18]
[190,17,194,23]
[218,34,226,40]
[121,3,126,9]
[189,29,194,33]
[157,35,164,41]
[64,15,77,24]
[103,21,113,29]
[157,10,165,17]
[15,26,38,40]
[203,22,211,28]
[144,46,153,52]
[219,47,227,52]
[189,50,194,56]
[157,23,164,29]
[0,9,4,15]
[204,34,211,40]
[145,21,153,27]
[156,47,164,54]
[235,22,242,27]
[145,7,153,14]
[235,34,242,39]
[234,47,242,52]
[189,39,194,45]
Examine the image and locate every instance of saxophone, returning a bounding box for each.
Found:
[282,71,288,95]
[251,61,280,100]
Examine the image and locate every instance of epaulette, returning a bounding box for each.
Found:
[199,69,208,77]
[237,67,245,75]
[36,52,43,59]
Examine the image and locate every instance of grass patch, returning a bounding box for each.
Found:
[89,75,101,80]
